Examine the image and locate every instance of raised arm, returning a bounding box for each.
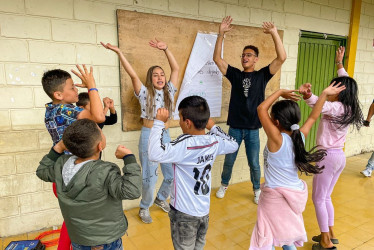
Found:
[263,22,287,75]
[257,89,299,152]
[73,65,105,123]
[101,42,142,95]
[300,82,346,137]
[335,46,349,77]
[213,16,232,75]
[149,39,179,85]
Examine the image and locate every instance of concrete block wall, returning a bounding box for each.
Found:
[0,0,373,237]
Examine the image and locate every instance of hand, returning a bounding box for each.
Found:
[115,145,133,159]
[71,65,96,89]
[322,81,346,96]
[103,97,111,108]
[219,16,233,35]
[206,118,215,130]
[149,38,167,51]
[363,120,370,127]
[298,83,312,96]
[109,99,115,109]
[280,89,301,101]
[53,140,66,153]
[156,108,169,123]
[262,22,277,34]
[100,42,121,54]
[335,46,345,64]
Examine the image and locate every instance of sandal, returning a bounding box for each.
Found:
[312,243,337,250]
[312,234,339,244]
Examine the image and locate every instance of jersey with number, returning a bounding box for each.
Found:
[148,120,239,217]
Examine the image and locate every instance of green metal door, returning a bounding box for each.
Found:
[295,31,346,151]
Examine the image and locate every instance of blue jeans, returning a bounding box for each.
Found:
[366,151,374,170]
[72,238,123,250]
[221,127,261,190]
[139,127,173,209]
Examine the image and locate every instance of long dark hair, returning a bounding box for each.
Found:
[271,100,326,175]
[329,76,363,130]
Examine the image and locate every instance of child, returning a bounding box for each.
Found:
[250,83,345,250]
[42,65,105,249]
[36,119,142,250]
[299,46,364,250]
[77,92,118,129]
[101,39,179,223]
[148,96,239,250]
[361,99,374,177]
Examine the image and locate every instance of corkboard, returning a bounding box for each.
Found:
[117,10,282,131]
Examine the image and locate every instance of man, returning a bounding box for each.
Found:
[213,16,287,204]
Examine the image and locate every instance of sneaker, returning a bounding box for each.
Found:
[154,197,170,213]
[361,168,372,177]
[254,189,261,204]
[216,185,228,199]
[139,208,152,224]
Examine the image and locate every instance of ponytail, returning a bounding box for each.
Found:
[271,100,326,175]
[290,129,326,175]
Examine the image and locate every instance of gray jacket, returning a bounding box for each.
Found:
[36,148,142,246]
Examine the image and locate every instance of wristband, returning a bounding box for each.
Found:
[336,62,342,65]
[88,88,98,93]
[163,46,168,51]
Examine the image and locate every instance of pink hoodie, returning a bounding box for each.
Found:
[249,180,308,250]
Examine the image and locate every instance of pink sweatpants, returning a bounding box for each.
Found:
[312,149,346,233]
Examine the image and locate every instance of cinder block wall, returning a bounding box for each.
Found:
[0,0,373,237]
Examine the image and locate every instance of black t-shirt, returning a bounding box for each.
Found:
[225,64,274,129]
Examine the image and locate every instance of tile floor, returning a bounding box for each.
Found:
[1,153,374,250]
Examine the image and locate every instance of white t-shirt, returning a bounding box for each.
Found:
[135,81,177,120]
[263,133,305,191]
[148,120,239,216]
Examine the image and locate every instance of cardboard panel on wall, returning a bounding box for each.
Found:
[117,10,282,131]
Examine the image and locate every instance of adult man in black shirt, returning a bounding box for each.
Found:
[213,16,286,204]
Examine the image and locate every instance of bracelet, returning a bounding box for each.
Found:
[217,33,225,38]
[336,62,342,65]
[88,88,98,93]
[163,46,168,51]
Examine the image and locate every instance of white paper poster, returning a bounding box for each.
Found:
[174,33,223,119]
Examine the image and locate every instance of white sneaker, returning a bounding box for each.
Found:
[216,185,228,199]
[361,169,372,177]
[254,189,261,204]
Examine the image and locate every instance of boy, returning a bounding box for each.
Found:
[213,17,286,203]
[43,65,105,145]
[42,65,105,249]
[77,92,118,129]
[148,96,239,249]
[36,119,142,249]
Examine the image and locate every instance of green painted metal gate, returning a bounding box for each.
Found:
[295,31,346,151]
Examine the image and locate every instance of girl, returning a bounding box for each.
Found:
[299,46,364,250]
[101,39,179,224]
[250,83,346,250]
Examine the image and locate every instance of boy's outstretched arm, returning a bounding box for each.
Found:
[73,65,105,123]
[148,108,185,163]
[107,146,142,200]
[213,16,232,75]
[207,118,239,155]
[101,42,142,95]
[364,102,374,127]
[264,22,287,75]
[36,140,65,182]
[149,39,179,85]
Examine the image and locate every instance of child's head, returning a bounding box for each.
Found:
[42,69,78,103]
[329,76,363,130]
[178,96,210,132]
[144,65,173,118]
[271,100,326,175]
[77,92,90,110]
[62,119,106,158]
